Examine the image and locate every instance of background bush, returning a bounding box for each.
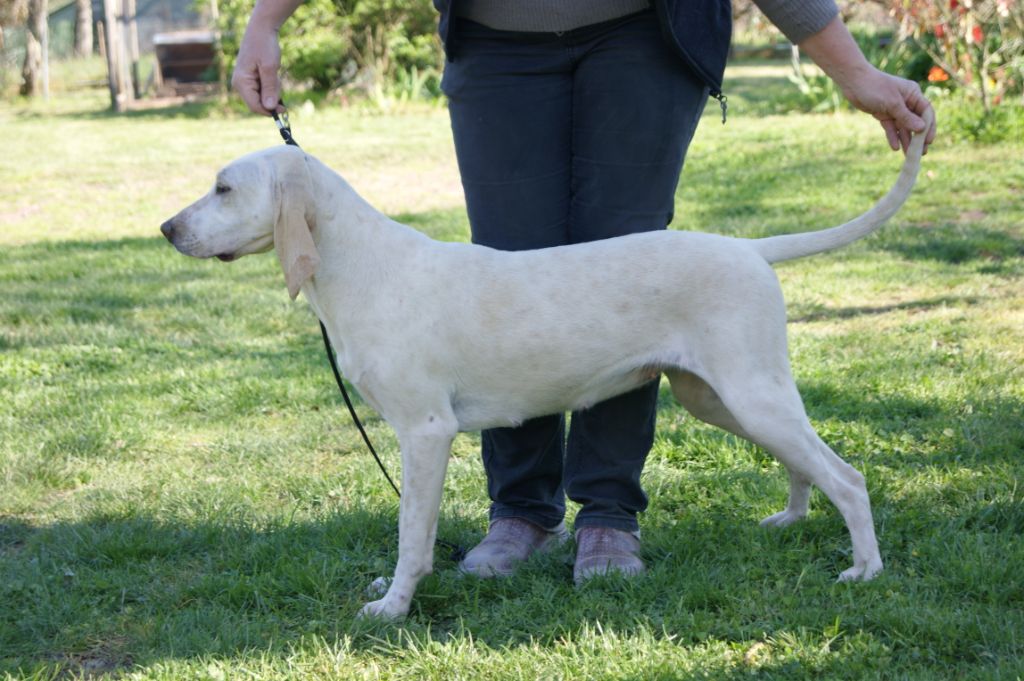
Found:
[887,0,1023,111]
[750,0,1023,141]
[215,0,441,98]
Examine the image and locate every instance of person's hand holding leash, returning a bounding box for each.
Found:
[231,0,303,116]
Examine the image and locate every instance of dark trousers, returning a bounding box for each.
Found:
[441,9,707,533]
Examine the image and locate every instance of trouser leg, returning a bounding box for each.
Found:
[562,11,708,532]
[443,20,574,529]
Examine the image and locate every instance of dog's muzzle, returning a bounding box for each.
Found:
[160,218,178,243]
[160,218,235,261]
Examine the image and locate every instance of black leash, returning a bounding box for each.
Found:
[270,105,465,562]
[271,106,400,498]
[316,320,402,498]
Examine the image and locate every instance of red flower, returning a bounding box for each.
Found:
[934,23,946,38]
[971,25,984,44]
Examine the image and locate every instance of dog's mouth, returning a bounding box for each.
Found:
[216,253,237,262]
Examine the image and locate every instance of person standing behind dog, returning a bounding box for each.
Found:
[233,0,936,584]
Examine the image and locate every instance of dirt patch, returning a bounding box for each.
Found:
[54,645,134,679]
[0,202,43,226]
[958,209,989,223]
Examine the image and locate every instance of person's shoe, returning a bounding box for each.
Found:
[573,526,645,585]
[459,517,569,578]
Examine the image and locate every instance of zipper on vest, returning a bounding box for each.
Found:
[711,91,728,124]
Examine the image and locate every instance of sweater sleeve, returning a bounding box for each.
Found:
[752,0,839,44]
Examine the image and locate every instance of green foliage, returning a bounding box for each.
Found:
[779,21,1022,142]
[887,0,1024,110]
[215,0,441,97]
[932,90,1024,142]
[280,0,353,90]
[853,27,936,83]
[216,0,349,91]
[786,46,845,113]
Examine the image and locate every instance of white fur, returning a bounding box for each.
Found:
[162,113,931,620]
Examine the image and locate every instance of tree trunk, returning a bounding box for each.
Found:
[1,0,30,50]
[75,0,93,57]
[20,0,47,96]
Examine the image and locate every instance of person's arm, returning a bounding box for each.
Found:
[798,16,937,153]
[231,0,305,115]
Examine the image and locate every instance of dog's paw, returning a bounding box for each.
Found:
[759,509,806,528]
[365,576,391,598]
[837,559,883,582]
[357,597,407,621]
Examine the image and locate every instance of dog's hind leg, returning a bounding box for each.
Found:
[667,369,751,439]
[711,376,882,581]
[359,411,457,620]
[669,364,881,581]
[667,369,812,527]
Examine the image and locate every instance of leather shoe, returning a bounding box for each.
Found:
[573,526,645,585]
[459,517,569,578]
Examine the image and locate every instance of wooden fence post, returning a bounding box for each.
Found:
[102,0,124,110]
[125,0,140,99]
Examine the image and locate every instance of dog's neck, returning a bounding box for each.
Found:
[298,154,432,359]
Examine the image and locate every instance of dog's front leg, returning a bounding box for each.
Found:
[359,416,455,620]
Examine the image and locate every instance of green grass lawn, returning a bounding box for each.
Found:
[1,64,1023,680]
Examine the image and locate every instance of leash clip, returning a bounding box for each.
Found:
[273,108,290,132]
[271,103,298,147]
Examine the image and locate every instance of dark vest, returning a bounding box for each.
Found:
[431,0,732,96]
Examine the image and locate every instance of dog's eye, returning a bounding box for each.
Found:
[215,184,231,195]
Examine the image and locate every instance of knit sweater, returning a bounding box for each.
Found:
[456,0,837,44]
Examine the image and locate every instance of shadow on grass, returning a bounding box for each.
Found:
[3,472,1022,680]
[676,143,922,242]
[879,224,1024,266]
[0,509,409,675]
[13,97,240,122]
[788,294,983,323]
[0,505,851,669]
[1,236,289,340]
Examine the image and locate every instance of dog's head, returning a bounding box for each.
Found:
[160,145,320,300]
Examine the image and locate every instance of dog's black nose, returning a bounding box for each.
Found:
[160,219,176,242]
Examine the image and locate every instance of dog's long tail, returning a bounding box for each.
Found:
[752,108,933,265]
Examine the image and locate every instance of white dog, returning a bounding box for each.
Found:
[162,111,931,620]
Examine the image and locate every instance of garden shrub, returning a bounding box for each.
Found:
[888,0,1023,112]
[888,0,1023,142]
[785,1,1022,142]
[932,91,1024,142]
[214,0,442,98]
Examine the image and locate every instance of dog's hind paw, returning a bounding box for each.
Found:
[365,576,391,598]
[837,559,884,582]
[358,597,407,621]
[759,509,806,528]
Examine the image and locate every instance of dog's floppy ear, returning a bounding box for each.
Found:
[274,152,320,300]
